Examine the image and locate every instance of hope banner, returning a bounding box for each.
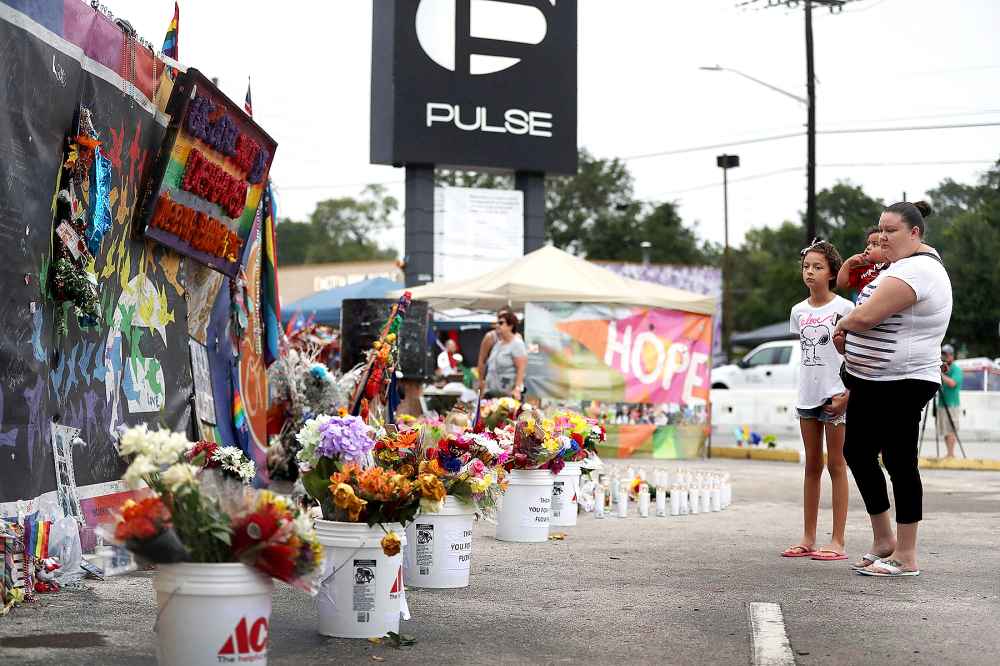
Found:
[524,303,712,406]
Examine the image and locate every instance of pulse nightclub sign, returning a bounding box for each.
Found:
[371,0,578,174]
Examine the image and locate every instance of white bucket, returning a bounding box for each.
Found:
[550,462,582,527]
[154,563,273,666]
[314,520,408,639]
[403,496,475,589]
[495,469,555,543]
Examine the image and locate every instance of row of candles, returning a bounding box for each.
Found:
[587,466,733,519]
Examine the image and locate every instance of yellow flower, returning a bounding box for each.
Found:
[380,531,401,556]
[345,495,367,522]
[332,483,356,509]
[523,419,535,435]
[418,474,446,503]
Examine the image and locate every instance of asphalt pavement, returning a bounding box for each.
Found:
[1,458,998,665]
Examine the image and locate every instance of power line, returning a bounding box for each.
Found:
[622,121,1000,162]
[649,159,996,199]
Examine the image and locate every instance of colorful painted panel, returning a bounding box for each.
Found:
[136,68,277,278]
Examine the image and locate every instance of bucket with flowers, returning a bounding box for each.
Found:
[494,412,565,543]
[547,411,606,527]
[296,414,445,638]
[380,426,508,589]
[109,425,323,666]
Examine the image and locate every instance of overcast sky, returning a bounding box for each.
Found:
[107,0,1000,253]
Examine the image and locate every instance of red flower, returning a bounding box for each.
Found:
[253,542,297,583]
[231,506,281,555]
[115,497,171,542]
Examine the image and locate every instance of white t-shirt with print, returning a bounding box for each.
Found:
[844,251,952,383]
[790,295,855,409]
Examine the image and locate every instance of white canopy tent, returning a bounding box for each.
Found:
[395,245,716,315]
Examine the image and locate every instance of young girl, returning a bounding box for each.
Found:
[836,226,889,297]
[782,240,855,561]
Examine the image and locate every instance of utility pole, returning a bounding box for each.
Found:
[717,154,740,361]
[749,0,863,244]
[805,0,817,244]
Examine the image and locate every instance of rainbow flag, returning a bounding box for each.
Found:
[261,183,281,366]
[162,3,179,59]
[23,518,50,560]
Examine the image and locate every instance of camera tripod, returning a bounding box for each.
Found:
[918,396,966,459]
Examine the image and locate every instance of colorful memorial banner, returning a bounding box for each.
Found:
[137,68,277,278]
[525,303,713,406]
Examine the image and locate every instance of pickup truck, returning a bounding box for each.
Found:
[711,340,799,390]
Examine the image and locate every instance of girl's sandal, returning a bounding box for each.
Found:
[781,545,817,558]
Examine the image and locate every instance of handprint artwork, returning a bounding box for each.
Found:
[800,325,831,366]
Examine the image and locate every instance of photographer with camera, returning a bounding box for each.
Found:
[937,344,964,458]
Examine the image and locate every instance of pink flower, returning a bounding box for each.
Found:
[468,459,486,477]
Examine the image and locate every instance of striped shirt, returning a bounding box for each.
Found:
[844,251,952,383]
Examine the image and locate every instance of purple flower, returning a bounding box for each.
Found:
[316,416,374,463]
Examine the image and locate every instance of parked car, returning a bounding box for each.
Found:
[711,340,799,390]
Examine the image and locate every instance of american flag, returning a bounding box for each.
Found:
[244,80,252,117]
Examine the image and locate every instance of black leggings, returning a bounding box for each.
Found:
[843,376,938,524]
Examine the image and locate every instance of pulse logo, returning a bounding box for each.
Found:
[416,0,558,138]
[415,0,557,75]
[217,617,268,663]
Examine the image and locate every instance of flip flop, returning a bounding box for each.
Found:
[855,558,920,577]
[781,545,817,558]
[811,550,848,561]
[850,552,884,571]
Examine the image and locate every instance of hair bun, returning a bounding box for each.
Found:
[913,200,933,219]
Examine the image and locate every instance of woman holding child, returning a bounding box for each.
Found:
[832,201,952,578]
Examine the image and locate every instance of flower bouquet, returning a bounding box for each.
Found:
[505,412,563,474]
[478,397,522,431]
[109,424,322,590]
[295,412,376,518]
[549,410,606,466]
[326,464,445,555]
[417,429,508,518]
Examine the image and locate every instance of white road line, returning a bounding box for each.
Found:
[748,602,796,666]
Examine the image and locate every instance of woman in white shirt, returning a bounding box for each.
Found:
[832,201,952,578]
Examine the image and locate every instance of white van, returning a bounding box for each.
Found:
[711,340,800,390]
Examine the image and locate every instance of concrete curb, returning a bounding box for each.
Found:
[709,446,800,463]
[918,457,1000,471]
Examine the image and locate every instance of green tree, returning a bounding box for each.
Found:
[728,221,804,333]
[437,149,715,265]
[927,160,1000,356]
[276,184,399,265]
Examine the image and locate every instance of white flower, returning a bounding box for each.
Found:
[118,424,152,457]
[211,446,256,483]
[295,415,332,468]
[160,463,199,492]
[155,430,191,465]
[122,454,157,489]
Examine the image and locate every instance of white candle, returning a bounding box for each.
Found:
[617,482,629,518]
[638,483,650,517]
[656,487,667,517]
[670,485,680,516]
[690,486,700,514]
[594,487,605,519]
[679,486,689,516]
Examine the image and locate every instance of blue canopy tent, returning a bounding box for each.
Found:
[282,277,403,327]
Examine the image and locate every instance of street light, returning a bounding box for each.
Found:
[698,65,807,105]
[700,64,816,244]
[716,154,739,361]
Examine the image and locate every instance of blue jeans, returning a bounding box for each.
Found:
[796,400,846,426]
